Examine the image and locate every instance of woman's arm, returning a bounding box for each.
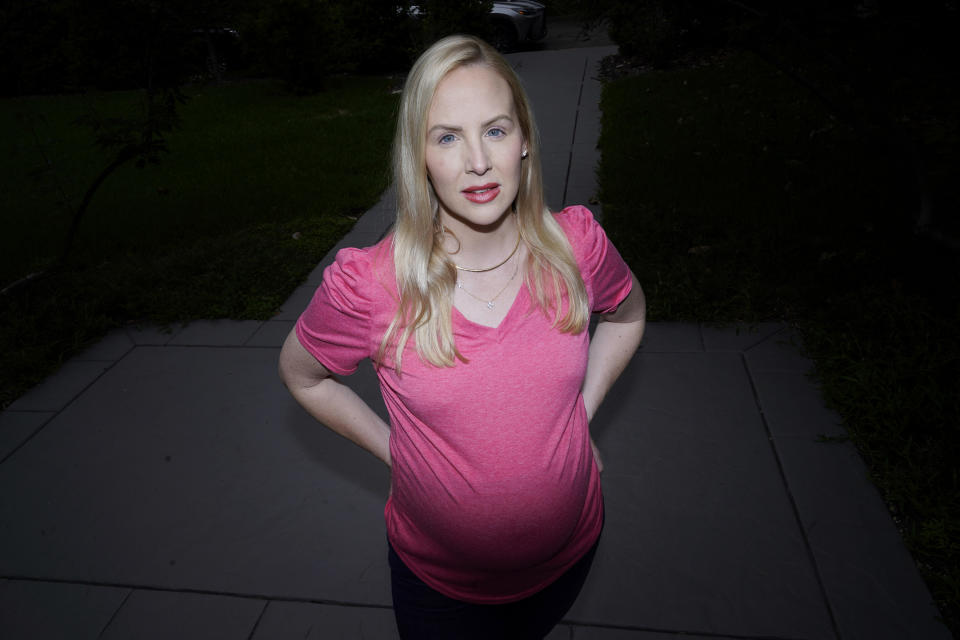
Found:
[582,272,646,469]
[278,329,392,467]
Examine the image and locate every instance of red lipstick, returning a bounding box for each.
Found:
[462,183,500,204]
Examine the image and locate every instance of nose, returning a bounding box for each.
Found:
[464,138,491,175]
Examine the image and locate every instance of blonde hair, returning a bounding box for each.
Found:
[380,34,589,371]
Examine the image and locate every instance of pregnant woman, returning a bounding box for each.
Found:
[279,34,645,639]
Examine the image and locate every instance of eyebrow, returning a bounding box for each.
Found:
[428,114,514,135]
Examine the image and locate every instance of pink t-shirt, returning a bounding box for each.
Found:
[295,205,633,604]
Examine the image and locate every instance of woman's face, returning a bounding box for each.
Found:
[424,64,525,230]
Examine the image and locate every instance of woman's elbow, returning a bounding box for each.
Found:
[278,329,333,390]
[604,274,646,325]
[277,349,299,391]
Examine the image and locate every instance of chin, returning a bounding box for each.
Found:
[438,193,517,229]
[447,204,514,230]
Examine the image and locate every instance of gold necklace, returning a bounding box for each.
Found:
[456,259,519,310]
[454,233,521,273]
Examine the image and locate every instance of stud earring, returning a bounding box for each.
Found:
[521,149,528,159]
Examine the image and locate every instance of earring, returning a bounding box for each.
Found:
[521,149,528,159]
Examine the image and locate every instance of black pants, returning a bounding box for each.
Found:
[388,535,600,640]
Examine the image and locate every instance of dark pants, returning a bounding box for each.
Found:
[388,535,600,640]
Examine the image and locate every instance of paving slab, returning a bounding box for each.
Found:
[577,351,834,639]
[511,55,582,145]
[566,144,600,193]
[637,322,703,353]
[572,106,602,154]
[547,625,572,639]
[509,49,611,149]
[539,17,615,51]
[273,284,318,322]
[250,601,397,639]
[574,50,607,181]
[307,220,393,287]
[700,321,785,352]
[571,627,717,640]
[564,183,599,210]
[0,410,53,461]
[246,319,295,348]
[0,579,129,640]
[743,330,814,374]
[752,370,846,440]
[776,434,949,640]
[541,150,572,210]
[6,360,112,412]
[304,237,363,286]
[510,47,603,85]
[169,319,264,346]
[125,323,182,346]
[572,109,602,150]
[248,602,572,640]
[74,328,135,362]
[347,185,396,240]
[0,346,391,605]
[579,52,607,106]
[98,589,264,640]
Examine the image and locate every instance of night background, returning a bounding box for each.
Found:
[1,0,958,636]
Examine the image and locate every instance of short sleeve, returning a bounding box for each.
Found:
[555,205,633,314]
[295,247,374,375]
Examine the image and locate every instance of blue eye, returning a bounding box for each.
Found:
[438,133,456,144]
[487,127,506,138]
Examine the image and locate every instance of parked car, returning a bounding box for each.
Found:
[407,1,548,52]
[489,1,548,52]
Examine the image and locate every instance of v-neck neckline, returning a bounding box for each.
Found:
[452,282,528,333]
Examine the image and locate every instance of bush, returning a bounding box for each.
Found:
[579,0,732,67]
[239,0,419,89]
[0,0,73,96]
[0,0,205,95]
[608,1,680,65]
[338,0,418,74]
[408,0,494,57]
[239,0,346,92]
[0,1,501,96]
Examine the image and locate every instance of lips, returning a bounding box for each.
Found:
[462,183,501,204]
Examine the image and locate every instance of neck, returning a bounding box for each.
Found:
[441,211,520,267]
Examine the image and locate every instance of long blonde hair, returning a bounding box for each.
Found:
[380,34,589,371]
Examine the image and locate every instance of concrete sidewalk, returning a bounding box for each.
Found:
[0,47,949,640]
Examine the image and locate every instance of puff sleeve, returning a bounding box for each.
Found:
[295,247,374,375]
[555,205,633,314]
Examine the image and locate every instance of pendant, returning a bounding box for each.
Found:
[486,301,495,310]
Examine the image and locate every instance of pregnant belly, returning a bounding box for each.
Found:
[392,459,593,572]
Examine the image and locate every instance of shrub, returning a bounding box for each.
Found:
[338,0,417,73]
[608,1,680,65]
[576,0,732,67]
[0,0,204,95]
[239,0,346,92]
[407,0,494,57]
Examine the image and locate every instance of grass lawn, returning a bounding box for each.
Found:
[599,48,959,635]
[0,76,399,407]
